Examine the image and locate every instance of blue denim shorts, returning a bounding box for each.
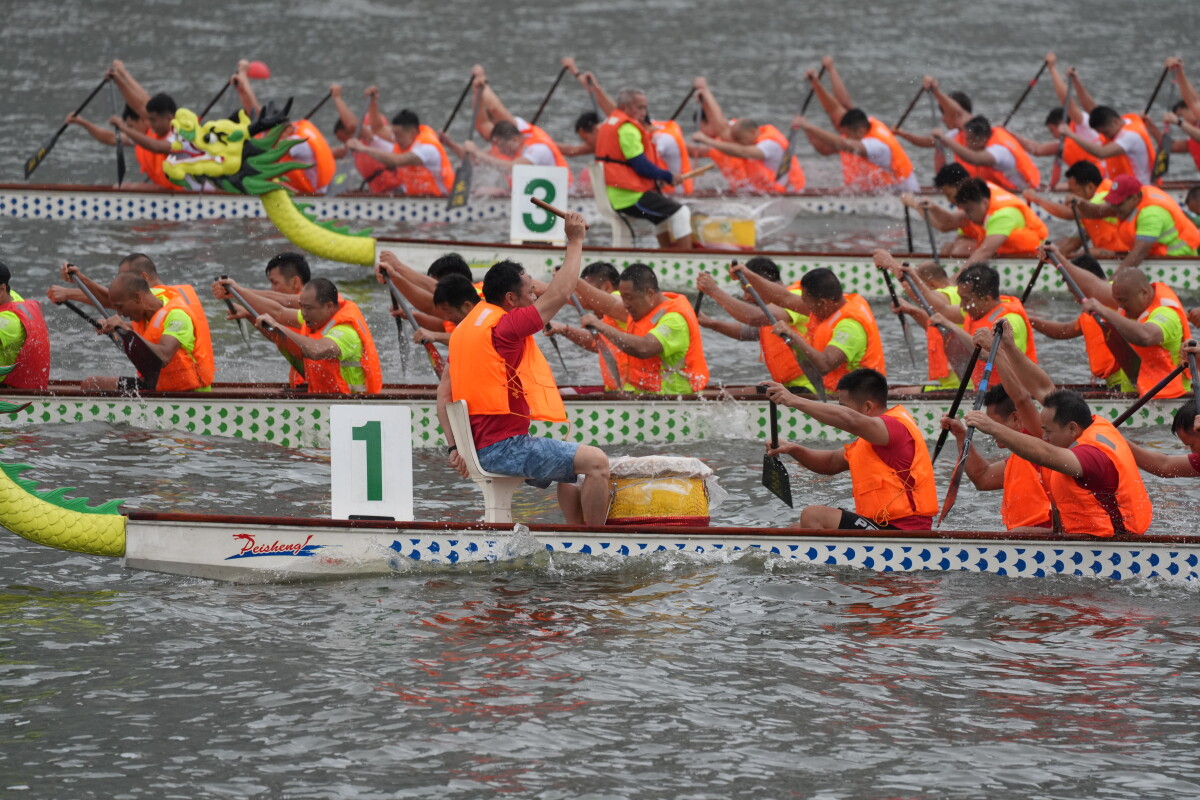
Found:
[476,435,580,488]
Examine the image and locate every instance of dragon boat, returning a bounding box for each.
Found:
[0,412,1196,584]
[0,381,1177,450]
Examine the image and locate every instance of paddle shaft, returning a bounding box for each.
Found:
[24,76,110,178]
[1152,82,1176,181]
[109,80,125,187]
[1045,248,1141,382]
[904,206,914,253]
[1050,78,1076,180]
[1019,258,1047,304]
[569,294,623,384]
[893,85,925,131]
[736,271,827,401]
[383,276,445,378]
[303,91,332,120]
[1112,360,1187,427]
[1071,201,1093,259]
[668,87,696,122]
[225,284,282,335]
[769,399,780,449]
[199,80,233,119]
[801,65,827,115]
[1144,66,1170,116]
[880,267,918,367]
[921,207,941,267]
[387,288,410,378]
[447,84,479,208]
[776,66,826,183]
[928,89,947,163]
[62,300,123,351]
[529,65,569,127]
[441,75,475,134]
[930,344,982,463]
[1002,59,1049,128]
[1190,350,1200,409]
[218,275,251,347]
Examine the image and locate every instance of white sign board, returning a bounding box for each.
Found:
[331,405,413,521]
[511,164,568,244]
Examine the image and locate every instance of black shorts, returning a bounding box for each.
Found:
[616,191,682,225]
[837,509,899,531]
[116,376,153,395]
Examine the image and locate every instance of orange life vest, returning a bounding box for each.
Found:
[622,292,709,392]
[1080,180,1126,252]
[1114,186,1200,255]
[975,186,1049,254]
[448,302,566,422]
[839,117,914,190]
[1103,114,1156,183]
[300,298,383,394]
[1123,281,1190,398]
[389,124,455,196]
[278,119,336,194]
[807,293,886,390]
[157,284,215,387]
[650,119,693,195]
[1045,416,1152,537]
[0,297,50,390]
[706,123,805,193]
[963,127,1041,191]
[595,109,658,193]
[961,296,1038,387]
[923,287,960,382]
[133,293,208,391]
[491,121,571,185]
[1062,124,1105,176]
[843,405,938,526]
[135,129,184,192]
[1002,451,1052,529]
[759,311,810,385]
[1077,312,1120,381]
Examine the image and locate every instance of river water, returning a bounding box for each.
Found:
[3,1,1200,798]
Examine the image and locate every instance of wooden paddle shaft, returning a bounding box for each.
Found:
[1113,360,1187,427]
[530,196,589,228]
[1002,59,1049,128]
[678,162,715,182]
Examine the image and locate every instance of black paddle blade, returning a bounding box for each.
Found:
[762,454,793,507]
[119,330,163,388]
[24,128,64,179]
[447,160,473,209]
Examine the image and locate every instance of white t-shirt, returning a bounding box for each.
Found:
[985,143,1027,190]
[512,115,556,166]
[756,138,784,174]
[652,131,682,176]
[1075,111,1102,144]
[862,137,920,192]
[1113,127,1152,184]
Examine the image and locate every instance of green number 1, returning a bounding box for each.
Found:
[522,178,557,233]
[351,420,383,501]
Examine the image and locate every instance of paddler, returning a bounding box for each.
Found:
[962,328,1152,538]
[939,324,1054,532]
[82,272,212,393]
[951,178,1049,263]
[689,76,805,193]
[693,258,813,391]
[330,85,395,194]
[1079,175,1200,268]
[1162,58,1200,172]
[1053,69,1155,184]
[592,87,695,249]
[735,265,886,394]
[874,252,965,392]
[1022,161,1124,257]
[900,163,980,259]
[0,261,51,391]
[1128,345,1200,478]
[104,60,203,191]
[1007,57,1106,186]
[762,368,938,531]
[220,276,382,395]
[921,262,1038,390]
[934,115,1042,192]
[572,262,708,394]
[545,261,628,391]
[345,107,455,197]
[891,77,975,171]
[376,251,480,337]
[409,276,481,346]
[437,212,610,526]
[791,56,919,193]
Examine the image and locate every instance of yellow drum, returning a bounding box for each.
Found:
[607,457,711,526]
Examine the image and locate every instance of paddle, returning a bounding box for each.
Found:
[198,80,233,120]
[776,65,825,183]
[904,206,914,253]
[109,80,125,187]
[930,344,981,464]
[879,266,917,367]
[1071,201,1093,259]
[302,91,332,120]
[668,87,696,122]
[544,323,572,381]
[1019,257,1047,304]
[569,294,623,386]
[24,76,110,179]
[1152,83,1176,182]
[442,75,475,134]
[1189,346,1200,408]
[678,163,715,182]
[1144,66,1170,116]
[225,283,306,378]
[893,85,926,131]
[69,270,162,383]
[381,272,445,378]
[759,385,794,507]
[1001,59,1049,128]
[1048,77,1076,188]
[198,61,269,120]
[387,288,410,378]
[529,65,569,127]
[216,275,251,349]
[927,89,947,165]
[60,299,122,350]
[1112,360,1187,427]
[447,83,479,209]
[921,206,941,267]
[936,321,1005,527]
[1044,245,1140,382]
[734,265,827,401]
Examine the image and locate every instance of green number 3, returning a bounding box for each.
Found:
[522,178,557,233]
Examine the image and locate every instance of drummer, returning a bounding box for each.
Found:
[762,368,938,531]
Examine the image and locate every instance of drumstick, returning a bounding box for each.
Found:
[530,197,589,228]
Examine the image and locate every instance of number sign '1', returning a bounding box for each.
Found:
[330,405,413,521]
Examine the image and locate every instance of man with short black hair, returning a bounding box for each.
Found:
[953,177,1049,262]
[346,108,455,196]
[935,115,1041,192]
[1023,160,1124,256]
[0,261,50,390]
[438,213,610,526]
[763,368,939,531]
[1058,98,1156,185]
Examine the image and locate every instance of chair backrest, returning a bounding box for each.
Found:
[587,162,633,247]
[445,399,486,478]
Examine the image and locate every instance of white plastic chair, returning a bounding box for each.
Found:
[445,399,525,524]
[587,162,635,247]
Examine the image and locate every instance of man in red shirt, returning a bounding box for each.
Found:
[437,213,610,526]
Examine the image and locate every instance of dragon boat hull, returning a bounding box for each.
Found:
[0,382,1177,450]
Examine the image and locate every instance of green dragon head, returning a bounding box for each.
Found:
[162,106,310,195]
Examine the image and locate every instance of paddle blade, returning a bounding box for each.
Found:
[762,454,794,507]
[936,455,969,528]
[1152,129,1172,181]
[424,342,446,378]
[447,160,473,209]
[23,128,64,179]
